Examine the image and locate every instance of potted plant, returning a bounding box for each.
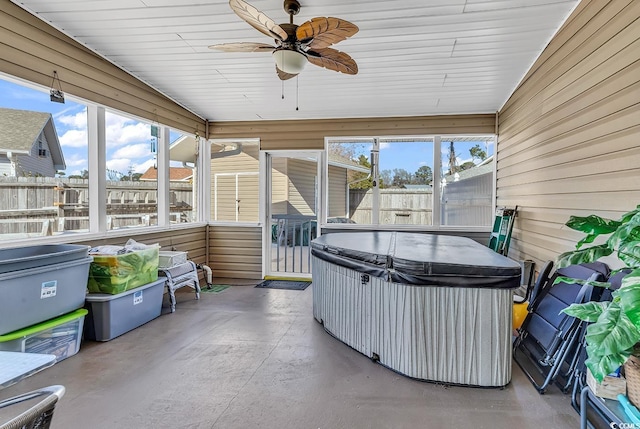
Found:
[559,205,640,387]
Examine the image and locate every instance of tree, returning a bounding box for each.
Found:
[68,169,90,180]
[348,154,373,190]
[413,165,432,185]
[447,141,458,175]
[391,168,412,188]
[379,170,392,189]
[459,161,476,171]
[469,144,487,162]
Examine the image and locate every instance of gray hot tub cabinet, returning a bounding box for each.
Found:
[311,232,521,387]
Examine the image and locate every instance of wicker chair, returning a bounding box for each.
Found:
[0,385,65,429]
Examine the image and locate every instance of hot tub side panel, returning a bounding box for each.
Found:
[312,256,513,387]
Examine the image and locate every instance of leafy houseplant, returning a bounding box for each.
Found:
[560,205,640,383]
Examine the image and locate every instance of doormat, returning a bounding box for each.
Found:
[255,280,311,291]
[201,285,230,293]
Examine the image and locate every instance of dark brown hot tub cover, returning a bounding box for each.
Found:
[311,232,521,289]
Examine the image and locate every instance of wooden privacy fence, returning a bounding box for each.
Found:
[0,177,193,236]
[349,188,433,225]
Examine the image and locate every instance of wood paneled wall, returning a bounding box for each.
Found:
[0,1,204,134]
[209,115,496,150]
[497,0,640,270]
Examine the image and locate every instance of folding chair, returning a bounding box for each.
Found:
[0,385,65,429]
[513,262,610,393]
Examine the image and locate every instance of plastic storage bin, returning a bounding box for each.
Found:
[158,251,188,269]
[0,244,89,274]
[0,254,93,336]
[84,278,164,341]
[0,309,88,362]
[88,246,159,294]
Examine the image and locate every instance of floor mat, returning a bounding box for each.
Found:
[200,285,230,293]
[255,280,311,291]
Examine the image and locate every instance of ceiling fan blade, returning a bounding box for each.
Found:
[296,17,359,49]
[276,66,298,81]
[209,42,275,52]
[307,48,358,75]
[229,0,288,42]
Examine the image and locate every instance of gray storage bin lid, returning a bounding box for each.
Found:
[311,232,521,289]
[0,244,90,274]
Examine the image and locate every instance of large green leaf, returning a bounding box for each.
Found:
[562,301,609,322]
[619,206,640,224]
[618,241,640,268]
[556,244,613,268]
[552,276,611,289]
[617,272,640,328]
[585,349,633,383]
[565,214,620,235]
[585,302,640,359]
[607,212,640,251]
[583,304,636,384]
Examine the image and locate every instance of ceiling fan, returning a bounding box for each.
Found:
[209,0,359,80]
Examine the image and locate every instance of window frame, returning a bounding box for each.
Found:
[323,134,496,232]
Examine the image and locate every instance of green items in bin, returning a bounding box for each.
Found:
[88,246,159,294]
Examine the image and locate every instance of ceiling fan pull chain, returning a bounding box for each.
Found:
[296,76,299,111]
[282,80,285,100]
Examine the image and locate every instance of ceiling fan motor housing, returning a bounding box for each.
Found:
[283,0,301,16]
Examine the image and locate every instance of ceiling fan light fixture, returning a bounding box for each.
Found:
[273,49,307,74]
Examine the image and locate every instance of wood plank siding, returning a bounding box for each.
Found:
[0,1,204,134]
[208,225,262,280]
[209,115,496,150]
[497,0,640,270]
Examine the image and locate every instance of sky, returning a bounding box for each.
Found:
[334,139,494,176]
[1,76,494,177]
[0,77,177,177]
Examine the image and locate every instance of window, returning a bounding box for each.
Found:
[105,110,158,230]
[0,76,89,239]
[326,135,494,228]
[440,137,495,227]
[169,130,198,223]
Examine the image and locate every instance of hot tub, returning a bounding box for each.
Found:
[311,232,521,387]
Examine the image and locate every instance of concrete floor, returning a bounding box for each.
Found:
[1,282,580,429]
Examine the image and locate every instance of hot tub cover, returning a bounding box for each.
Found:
[311,232,521,289]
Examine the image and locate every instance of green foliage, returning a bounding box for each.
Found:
[557,205,640,382]
[469,144,487,162]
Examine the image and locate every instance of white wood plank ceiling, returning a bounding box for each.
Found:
[13,0,580,122]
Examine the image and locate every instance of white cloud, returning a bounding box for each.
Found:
[379,142,390,150]
[59,129,88,148]
[105,113,151,147]
[64,153,87,168]
[106,158,133,174]
[134,158,156,174]
[112,143,153,159]
[58,111,87,129]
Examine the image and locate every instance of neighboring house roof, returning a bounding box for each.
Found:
[140,166,193,181]
[327,153,370,173]
[443,156,494,183]
[0,107,65,170]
